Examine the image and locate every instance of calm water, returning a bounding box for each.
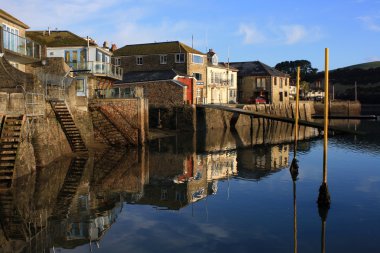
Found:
[1,120,380,253]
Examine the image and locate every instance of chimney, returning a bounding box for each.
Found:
[103,41,109,48]
[111,44,117,52]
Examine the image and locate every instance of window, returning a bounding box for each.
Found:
[210,71,214,83]
[76,78,87,97]
[192,54,204,64]
[230,74,234,86]
[64,49,87,68]
[136,56,143,65]
[2,24,19,52]
[175,53,185,63]
[115,58,121,66]
[193,73,202,81]
[256,78,266,89]
[196,88,201,98]
[215,73,221,84]
[160,55,167,64]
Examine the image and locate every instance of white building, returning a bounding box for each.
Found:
[206,49,238,104]
[26,30,122,104]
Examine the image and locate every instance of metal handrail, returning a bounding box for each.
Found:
[1,27,41,59]
[68,61,123,79]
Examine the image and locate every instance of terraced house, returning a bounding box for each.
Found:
[113,41,207,104]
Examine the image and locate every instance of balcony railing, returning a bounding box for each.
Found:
[1,27,41,59]
[68,61,123,80]
[94,87,144,99]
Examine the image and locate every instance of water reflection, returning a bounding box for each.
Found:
[1,120,379,252]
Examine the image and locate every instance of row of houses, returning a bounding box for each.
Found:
[0,9,290,108]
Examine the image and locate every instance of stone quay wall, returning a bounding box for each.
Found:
[314,100,361,116]
[88,98,149,146]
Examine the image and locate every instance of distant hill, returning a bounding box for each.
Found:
[337,61,380,70]
[306,61,380,104]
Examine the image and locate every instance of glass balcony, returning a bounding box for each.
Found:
[68,61,123,80]
[1,27,41,59]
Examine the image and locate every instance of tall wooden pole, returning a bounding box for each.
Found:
[318,48,331,207]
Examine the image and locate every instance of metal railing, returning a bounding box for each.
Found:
[25,92,45,117]
[94,87,143,99]
[68,61,123,80]
[1,27,41,59]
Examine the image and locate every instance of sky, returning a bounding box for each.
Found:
[2,0,380,70]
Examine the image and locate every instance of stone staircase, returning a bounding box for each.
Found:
[50,100,87,153]
[0,190,29,241]
[51,157,88,220]
[0,115,24,189]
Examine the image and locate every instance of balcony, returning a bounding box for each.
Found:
[0,27,41,63]
[69,61,123,80]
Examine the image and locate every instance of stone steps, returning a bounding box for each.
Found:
[0,115,24,189]
[50,100,88,153]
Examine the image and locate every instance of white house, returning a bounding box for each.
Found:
[26,30,122,103]
[206,49,238,104]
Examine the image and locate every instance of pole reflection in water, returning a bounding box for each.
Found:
[318,48,331,208]
[317,48,331,253]
[289,66,301,253]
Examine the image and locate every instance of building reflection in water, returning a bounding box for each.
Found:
[0,122,319,252]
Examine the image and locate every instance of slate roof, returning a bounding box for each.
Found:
[229,61,288,77]
[0,9,29,29]
[113,41,204,57]
[115,69,188,84]
[26,30,97,47]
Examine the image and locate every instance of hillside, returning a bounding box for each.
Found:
[339,61,380,70]
[306,61,380,104]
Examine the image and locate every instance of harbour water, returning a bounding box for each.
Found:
[1,120,379,253]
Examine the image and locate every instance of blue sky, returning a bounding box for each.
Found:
[2,0,380,70]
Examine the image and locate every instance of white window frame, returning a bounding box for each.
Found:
[76,77,87,97]
[115,58,121,66]
[160,54,167,64]
[175,53,185,63]
[192,54,204,64]
[136,56,143,65]
[196,88,201,98]
[2,23,20,53]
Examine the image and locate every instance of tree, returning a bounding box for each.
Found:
[275,60,318,82]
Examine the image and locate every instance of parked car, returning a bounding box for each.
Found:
[255,96,266,104]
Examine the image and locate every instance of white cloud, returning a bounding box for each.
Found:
[358,16,380,32]
[280,25,307,44]
[238,23,322,45]
[238,23,266,44]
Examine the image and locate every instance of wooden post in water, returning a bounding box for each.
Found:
[289,67,301,253]
[318,48,331,207]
